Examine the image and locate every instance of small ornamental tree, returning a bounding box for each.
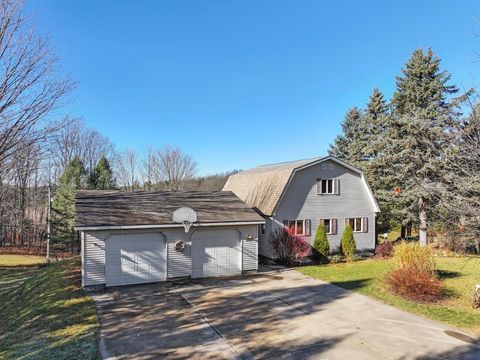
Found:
[270,228,310,265]
[313,224,329,258]
[341,224,356,258]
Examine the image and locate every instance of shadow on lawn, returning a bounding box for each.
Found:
[436,269,462,279]
[329,278,372,291]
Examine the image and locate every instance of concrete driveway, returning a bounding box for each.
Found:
[92,269,480,360]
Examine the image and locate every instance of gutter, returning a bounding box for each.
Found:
[74,220,265,231]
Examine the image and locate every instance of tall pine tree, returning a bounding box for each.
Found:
[87,156,116,190]
[52,156,86,248]
[385,48,459,245]
[329,106,367,166]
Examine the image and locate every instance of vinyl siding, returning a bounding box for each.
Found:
[82,225,259,287]
[268,160,376,254]
[83,231,107,286]
[242,225,258,271]
[164,228,192,278]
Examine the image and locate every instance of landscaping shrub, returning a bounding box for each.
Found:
[387,268,443,302]
[328,254,344,263]
[313,224,330,259]
[393,241,436,273]
[375,242,394,258]
[341,224,356,258]
[270,228,310,265]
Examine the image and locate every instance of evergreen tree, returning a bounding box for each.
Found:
[341,224,356,258]
[52,156,86,246]
[366,88,389,120]
[313,224,330,259]
[329,107,367,166]
[384,48,459,245]
[87,156,116,190]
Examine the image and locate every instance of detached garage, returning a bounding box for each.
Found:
[74,191,264,288]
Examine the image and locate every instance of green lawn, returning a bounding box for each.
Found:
[0,254,46,267]
[298,256,480,335]
[0,255,99,359]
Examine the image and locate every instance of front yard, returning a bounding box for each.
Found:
[298,256,480,335]
[0,255,99,359]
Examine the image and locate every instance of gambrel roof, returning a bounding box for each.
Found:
[223,156,380,216]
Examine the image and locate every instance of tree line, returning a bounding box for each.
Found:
[0,0,234,253]
[330,48,479,253]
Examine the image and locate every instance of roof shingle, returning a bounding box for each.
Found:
[74,190,264,229]
[223,157,323,215]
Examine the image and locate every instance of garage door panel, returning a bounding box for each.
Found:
[105,233,166,286]
[191,230,241,278]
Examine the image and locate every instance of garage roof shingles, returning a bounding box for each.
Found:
[74,190,264,229]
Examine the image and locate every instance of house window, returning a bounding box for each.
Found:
[321,179,334,194]
[259,223,265,235]
[283,219,306,235]
[346,217,363,232]
[323,219,332,234]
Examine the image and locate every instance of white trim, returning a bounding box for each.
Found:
[75,220,265,231]
[283,219,306,236]
[320,218,333,235]
[345,217,364,233]
[317,178,335,195]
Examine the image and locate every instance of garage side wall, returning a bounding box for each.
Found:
[241,225,258,271]
[82,231,107,286]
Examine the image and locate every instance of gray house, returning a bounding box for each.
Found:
[75,191,264,288]
[223,156,380,258]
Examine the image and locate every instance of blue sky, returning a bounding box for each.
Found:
[27,0,480,175]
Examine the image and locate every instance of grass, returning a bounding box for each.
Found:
[0,256,99,359]
[0,254,46,267]
[298,256,480,335]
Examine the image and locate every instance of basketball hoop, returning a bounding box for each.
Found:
[183,220,192,233]
[173,207,197,233]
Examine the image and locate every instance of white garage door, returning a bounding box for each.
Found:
[191,229,241,278]
[105,232,166,286]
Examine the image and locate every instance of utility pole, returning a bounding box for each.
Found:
[46,181,51,262]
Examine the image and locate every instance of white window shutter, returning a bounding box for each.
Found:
[363,217,368,233]
[334,178,340,195]
[305,219,311,236]
[332,218,337,235]
[316,178,321,194]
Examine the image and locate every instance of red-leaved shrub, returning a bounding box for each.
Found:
[375,242,394,258]
[387,268,443,302]
[270,228,310,265]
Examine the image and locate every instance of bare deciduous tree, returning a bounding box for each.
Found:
[48,117,117,177]
[150,146,197,191]
[117,148,140,191]
[0,0,74,168]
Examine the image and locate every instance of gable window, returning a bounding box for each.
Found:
[322,179,333,194]
[283,219,311,236]
[317,178,339,195]
[345,217,368,233]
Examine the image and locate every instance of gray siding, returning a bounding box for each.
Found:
[165,228,192,278]
[82,224,259,287]
[263,160,376,256]
[242,225,258,271]
[83,231,107,286]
